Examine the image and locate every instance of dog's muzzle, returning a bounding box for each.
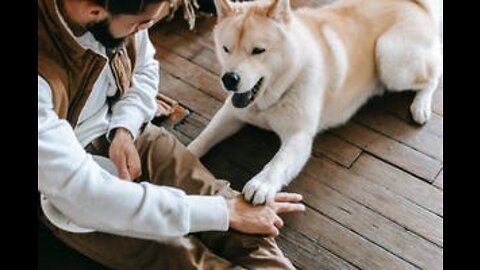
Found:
[231,77,264,108]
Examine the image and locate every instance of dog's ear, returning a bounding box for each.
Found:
[267,0,292,23]
[214,0,233,21]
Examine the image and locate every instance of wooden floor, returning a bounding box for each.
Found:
[38,1,443,269]
[149,1,443,269]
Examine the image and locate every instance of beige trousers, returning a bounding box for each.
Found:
[41,124,294,270]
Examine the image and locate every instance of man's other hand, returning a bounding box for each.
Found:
[109,128,141,181]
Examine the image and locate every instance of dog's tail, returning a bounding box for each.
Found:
[411,0,442,26]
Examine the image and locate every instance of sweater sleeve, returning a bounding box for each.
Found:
[106,30,159,140]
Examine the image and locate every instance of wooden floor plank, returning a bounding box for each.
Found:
[312,132,362,167]
[176,16,216,51]
[365,93,443,138]
[155,46,227,102]
[277,226,359,270]
[174,112,210,141]
[287,172,443,269]
[351,154,443,216]
[158,69,222,119]
[353,107,443,161]
[150,26,204,60]
[434,170,443,190]
[165,126,192,146]
[283,210,418,270]
[302,157,443,247]
[191,47,222,75]
[331,122,442,182]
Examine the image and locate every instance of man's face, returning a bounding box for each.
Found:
[88,2,165,49]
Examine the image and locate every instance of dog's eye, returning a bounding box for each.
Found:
[252,47,266,55]
[223,46,230,53]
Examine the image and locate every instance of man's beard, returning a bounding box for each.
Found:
[87,19,126,50]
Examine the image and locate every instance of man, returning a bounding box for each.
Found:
[38,0,305,269]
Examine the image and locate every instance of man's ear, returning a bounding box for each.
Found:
[267,0,292,23]
[214,0,233,21]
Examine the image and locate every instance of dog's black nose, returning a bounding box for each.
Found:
[221,72,240,91]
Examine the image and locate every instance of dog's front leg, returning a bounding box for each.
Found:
[242,132,313,205]
[188,104,244,157]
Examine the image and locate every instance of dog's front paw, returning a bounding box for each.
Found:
[242,176,282,205]
[410,98,431,125]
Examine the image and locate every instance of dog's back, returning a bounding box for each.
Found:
[291,0,441,129]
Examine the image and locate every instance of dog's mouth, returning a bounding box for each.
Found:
[231,77,264,108]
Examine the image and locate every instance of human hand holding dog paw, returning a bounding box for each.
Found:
[242,174,283,205]
[227,192,305,237]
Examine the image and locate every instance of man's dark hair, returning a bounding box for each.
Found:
[94,0,163,15]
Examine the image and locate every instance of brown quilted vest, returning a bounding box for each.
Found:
[38,0,137,127]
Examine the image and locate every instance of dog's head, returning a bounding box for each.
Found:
[213,0,295,109]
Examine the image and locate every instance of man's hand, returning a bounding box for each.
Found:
[109,128,141,181]
[226,192,305,237]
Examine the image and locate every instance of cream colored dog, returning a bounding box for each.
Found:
[188,0,442,204]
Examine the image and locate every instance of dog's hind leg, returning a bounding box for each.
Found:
[409,78,439,125]
[375,21,442,125]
